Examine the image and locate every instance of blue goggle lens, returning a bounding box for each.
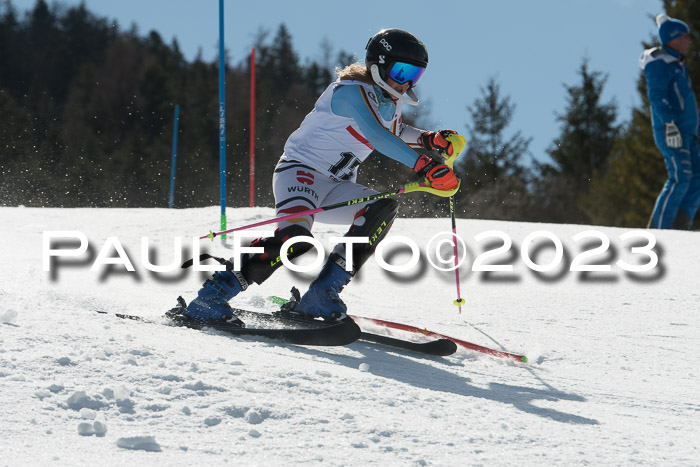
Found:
[388,61,425,86]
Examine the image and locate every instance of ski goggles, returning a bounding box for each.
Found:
[388,61,425,87]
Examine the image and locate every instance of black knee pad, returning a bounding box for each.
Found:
[242,224,315,284]
[338,198,399,273]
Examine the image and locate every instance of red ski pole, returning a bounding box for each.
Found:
[200,179,459,241]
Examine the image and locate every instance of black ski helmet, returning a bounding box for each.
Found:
[365,29,429,84]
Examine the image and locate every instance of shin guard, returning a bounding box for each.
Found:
[332,198,399,274]
[241,224,316,284]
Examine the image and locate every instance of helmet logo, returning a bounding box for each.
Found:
[379,38,392,51]
[379,55,385,64]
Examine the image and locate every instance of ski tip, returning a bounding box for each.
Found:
[521,355,528,363]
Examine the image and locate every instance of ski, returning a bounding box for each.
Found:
[359,332,457,356]
[94,310,360,347]
[265,294,458,357]
[267,295,527,362]
[240,309,456,356]
[353,315,528,363]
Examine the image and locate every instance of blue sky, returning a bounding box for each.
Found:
[13,0,663,164]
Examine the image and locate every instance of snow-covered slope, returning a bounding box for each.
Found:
[1,206,698,466]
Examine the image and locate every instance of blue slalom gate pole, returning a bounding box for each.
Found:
[168,104,180,209]
[218,0,227,240]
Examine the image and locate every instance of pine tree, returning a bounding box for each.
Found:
[455,76,532,221]
[538,59,618,224]
[582,76,664,227]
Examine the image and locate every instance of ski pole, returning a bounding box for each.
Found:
[440,134,467,312]
[450,194,466,312]
[200,178,459,241]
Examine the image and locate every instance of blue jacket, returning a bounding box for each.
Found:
[640,46,699,137]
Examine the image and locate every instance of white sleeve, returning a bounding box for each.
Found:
[397,122,424,147]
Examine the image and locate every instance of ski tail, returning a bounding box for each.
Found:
[95,309,360,347]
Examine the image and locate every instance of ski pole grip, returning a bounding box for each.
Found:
[441,134,466,169]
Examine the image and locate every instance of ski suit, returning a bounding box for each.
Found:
[640,45,700,229]
[270,80,426,272]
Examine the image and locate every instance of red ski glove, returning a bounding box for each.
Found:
[413,155,459,191]
[419,129,458,156]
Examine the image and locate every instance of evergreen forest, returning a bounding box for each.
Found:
[1,0,698,229]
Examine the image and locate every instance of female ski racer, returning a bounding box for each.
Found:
[173,28,461,326]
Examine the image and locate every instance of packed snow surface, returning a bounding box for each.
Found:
[1,206,698,466]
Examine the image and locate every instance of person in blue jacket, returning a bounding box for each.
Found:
[640,14,700,229]
[170,29,461,326]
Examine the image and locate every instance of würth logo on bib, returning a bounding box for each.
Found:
[296,170,314,185]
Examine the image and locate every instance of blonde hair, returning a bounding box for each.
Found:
[335,62,374,84]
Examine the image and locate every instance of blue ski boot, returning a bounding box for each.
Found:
[296,260,352,320]
[179,270,248,326]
